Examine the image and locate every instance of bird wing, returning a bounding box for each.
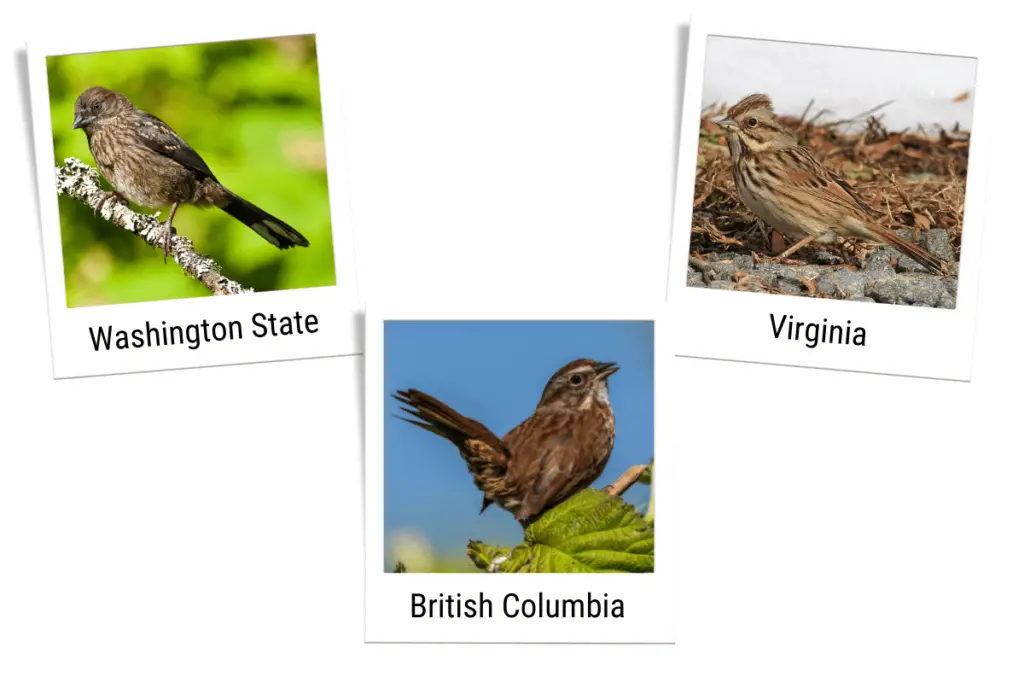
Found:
[515,441,604,522]
[135,111,218,181]
[777,148,943,272]
[478,417,537,514]
[780,147,882,219]
[510,416,609,522]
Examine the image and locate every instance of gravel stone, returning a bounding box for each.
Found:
[776,277,804,294]
[866,275,947,306]
[863,249,897,277]
[774,266,818,294]
[926,229,956,262]
[730,254,755,272]
[829,267,867,299]
[890,229,934,274]
[815,273,838,296]
[806,250,846,265]
[688,245,958,306]
[749,263,796,289]
[706,261,737,280]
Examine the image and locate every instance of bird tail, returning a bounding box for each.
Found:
[393,389,510,508]
[218,188,310,249]
[867,226,945,275]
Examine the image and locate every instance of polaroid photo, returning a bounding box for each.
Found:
[668,17,990,380]
[27,27,360,378]
[364,304,673,643]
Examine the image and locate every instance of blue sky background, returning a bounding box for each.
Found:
[383,320,654,564]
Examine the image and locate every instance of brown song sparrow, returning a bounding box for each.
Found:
[394,359,618,524]
[72,87,309,262]
[718,93,944,274]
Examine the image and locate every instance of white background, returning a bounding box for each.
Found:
[702,35,978,131]
[1,1,1022,681]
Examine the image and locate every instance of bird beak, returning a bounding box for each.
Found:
[594,361,619,380]
[716,116,737,131]
[72,114,86,130]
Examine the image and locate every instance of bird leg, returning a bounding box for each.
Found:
[160,202,180,263]
[774,234,818,261]
[94,191,125,218]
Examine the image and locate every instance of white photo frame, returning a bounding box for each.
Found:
[667,17,990,381]
[27,26,361,378]
[364,303,674,643]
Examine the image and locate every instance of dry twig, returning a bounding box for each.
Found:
[604,464,649,498]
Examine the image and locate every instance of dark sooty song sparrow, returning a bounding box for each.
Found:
[394,359,618,524]
[72,86,309,262]
[719,93,945,274]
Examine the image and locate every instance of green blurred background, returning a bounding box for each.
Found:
[47,35,336,307]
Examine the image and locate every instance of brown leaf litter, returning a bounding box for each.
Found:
[691,102,969,268]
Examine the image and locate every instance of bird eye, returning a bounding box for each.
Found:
[569,374,584,386]
[747,117,758,127]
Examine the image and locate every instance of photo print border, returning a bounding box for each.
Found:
[667,16,991,381]
[364,302,675,644]
[27,24,361,378]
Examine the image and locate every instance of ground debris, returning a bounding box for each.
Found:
[690,103,968,306]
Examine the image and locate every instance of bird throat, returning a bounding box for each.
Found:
[734,130,775,155]
[575,383,611,413]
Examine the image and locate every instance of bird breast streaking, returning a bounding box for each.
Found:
[72,86,309,261]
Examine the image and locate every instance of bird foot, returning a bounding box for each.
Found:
[753,252,805,267]
[93,191,125,217]
[160,222,177,263]
[149,219,177,263]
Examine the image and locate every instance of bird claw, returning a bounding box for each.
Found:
[93,191,124,217]
[754,252,804,267]
[161,223,176,263]
[150,219,177,263]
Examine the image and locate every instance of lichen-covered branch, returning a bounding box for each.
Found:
[55,157,252,296]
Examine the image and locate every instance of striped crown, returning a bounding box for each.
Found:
[727,93,774,120]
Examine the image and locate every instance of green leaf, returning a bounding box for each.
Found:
[482,489,654,573]
[638,460,653,485]
[466,540,512,572]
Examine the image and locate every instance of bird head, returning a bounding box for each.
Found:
[537,358,619,411]
[72,86,132,132]
[717,93,794,153]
